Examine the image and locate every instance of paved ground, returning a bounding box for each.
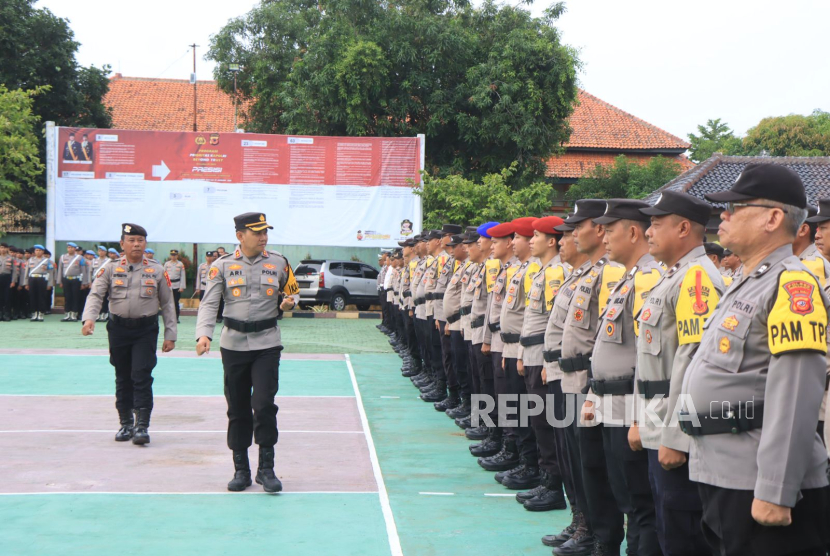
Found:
[0,318,571,556]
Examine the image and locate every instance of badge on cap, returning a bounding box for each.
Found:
[124,225,131,233]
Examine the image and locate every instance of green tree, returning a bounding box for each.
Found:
[208,0,579,184]
[415,164,554,229]
[565,156,683,202]
[0,86,45,211]
[741,110,830,156]
[687,118,743,162]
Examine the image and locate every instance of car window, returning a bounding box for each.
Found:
[328,262,343,276]
[362,265,379,280]
[295,264,321,276]
[342,263,363,278]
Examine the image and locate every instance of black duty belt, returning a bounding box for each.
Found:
[543,349,561,363]
[637,379,671,399]
[110,314,158,328]
[471,315,485,329]
[558,354,591,373]
[488,322,501,333]
[64,276,82,281]
[500,332,520,344]
[590,378,634,396]
[519,334,545,347]
[224,317,278,333]
[414,298,426,306]
[29,274,46,278]
[680,403,764,436]
[425,293,435,300]
[460,306,472,316]
[446,312,462,324]
[170,280,181,284]
[403,291,412,298]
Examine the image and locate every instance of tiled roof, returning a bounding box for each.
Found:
[546,151,694,180]
[0,202,43,234]
[645,154,830,205]
[104,74,240,132]
[564,90,690,151]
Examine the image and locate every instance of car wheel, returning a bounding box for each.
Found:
[357,304,370,311]
[330,293,347,312]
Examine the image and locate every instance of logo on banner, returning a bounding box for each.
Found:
[401,219,413,236]
[195,135,206,145]
[210,133,220,145]
[357,230,364,241]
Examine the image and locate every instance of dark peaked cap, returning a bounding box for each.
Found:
[640,190,711,226]
[704,163,807,209]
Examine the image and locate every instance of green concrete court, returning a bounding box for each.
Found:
[0,319,570,556]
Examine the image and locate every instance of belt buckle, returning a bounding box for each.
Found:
[678,412,696,435]
[725,409,741,434]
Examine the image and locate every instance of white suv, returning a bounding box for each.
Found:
[294,259,380,311]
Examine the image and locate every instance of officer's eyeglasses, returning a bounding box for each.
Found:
[726,202,788,214]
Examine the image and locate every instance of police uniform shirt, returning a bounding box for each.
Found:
[58,252,87,283]
[519,256,570,367]
[590,253,662,420]
[560,257,626,395]
[431,251,454,321]
[412,257,429,320]
[0,253,13,276]
[681,244,830,506]
[443,259,466,332]
[82,256,177,341]
[405,256,420,311]
[423,254,440,318]
[385,266,398,303]
[470,259,500,345]
[195,248,300,351]
[483,257,519,352]
[196,262,209,293]
[797,244,830,431]
[635,246,724,452]
[164,259,186,289]
[544,261,590,383]
[500,257,542,359]
[25,255,54,287]
[460,261,482,340]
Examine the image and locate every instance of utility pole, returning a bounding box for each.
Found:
[229,64,240,132]
[190,43,199,132]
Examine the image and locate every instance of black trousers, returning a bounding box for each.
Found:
[492,351,513,443]
[698,483,830,556]
[427,316,444,383]
[450,331,470,398]
[646,449,709,556]
[579,421,626,547]
[438,320,456,391]
[549,380,578,509]
[504,356,537,464]
[415,317,432,377]
[28,277,49,313]
[79,287,90,315]
[62,277,81,313]
[172,288,181,319]
[564,394,591,527]
[472,344,498,430]
[525,365,561,479]
[107,320,158,412]
[0,274,11,313]
[220,346,281,451]
[403,311,421,363]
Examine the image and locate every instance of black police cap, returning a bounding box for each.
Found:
[704,163,806,209]
[447,234,464,247]
[462,232,480,244]
[564,200,607,224]
[703,242,725,258]
[234,212,273,232]
[170,249,179,255]
[806,199,830,224]
[593,199,651,225]
[121,223,148,237]
[442,224,463,235]
[426,230,443,240]
[554,214,574,233]
[640,190,711,226]
[206,251,216,257]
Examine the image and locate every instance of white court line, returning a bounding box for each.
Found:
[379,396,400,399]
[483,493,515,497]
[345,354,403,556]
[0,491,378,496]
[0,394,355,398]
[419,492,454,496]
[0,430,363,434]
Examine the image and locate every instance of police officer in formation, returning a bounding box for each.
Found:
[378,162,829,556]
[195,212,300,493]
[57,241,88,322]
[164,249,186,323]
[81,223,178,446]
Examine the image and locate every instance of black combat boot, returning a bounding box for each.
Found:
[501,459,541,490]
[543,511,580,547]
[446,399,471,419]
[523,472,567,511]
[589,541,619,556]
[478,439,520,471]
[132,408,151,445]
[553,513,595,556]
[227,450,252,492]
[454,414,472,429]
[469,428,502,457]
[255,446,283,493]
[434,392,460,412]
[114,408,134,441]
[420,383,447,402]
[516,471,548,502]
[464,425,488,440]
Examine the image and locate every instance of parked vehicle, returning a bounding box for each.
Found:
[294,260,380,311]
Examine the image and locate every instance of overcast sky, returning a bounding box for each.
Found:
[37,0,830,140]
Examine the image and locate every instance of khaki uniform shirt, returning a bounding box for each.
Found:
[164,260,186,290]
[544,261,590,382]
[798,243,830,422]
[404,257,419,311]
[681,245,830,507]
[500,258,541,359]
[520,256,570,367]
[461,262,482,340]
[82,257,177,342]
[412,257,429,320]
[0,254,13,276]
[195,262,210,294]
[25,256,55,287]
[471,259,499,345]
[634,246,724,451]
[560,256,625,394]
[58,253,88,284]
[591,253,662,421]
[443,259,466,333]
[432,252,454,321]
[484,257,519,353]
[195,249,299,351]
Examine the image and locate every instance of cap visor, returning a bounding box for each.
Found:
[639,206,672,217]
[563,215,590,224]
[806,215,830,224]
[592,216,619,225]
[703,191,753,203]
[247,224,274,231]
[553,224,573,232]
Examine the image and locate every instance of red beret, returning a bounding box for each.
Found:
[532,216,565,235]
[488,222,516,238]
[511,217,539,238]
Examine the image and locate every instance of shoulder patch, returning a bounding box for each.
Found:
[599,265,625,315]
[544,265,566,311]
[208,266,221,281]
[768,270,827,355]
[485,259,500,293]
[676,265,720,345]
[163,271,172,288]
[633,268,661,336]
[801,257,827,289]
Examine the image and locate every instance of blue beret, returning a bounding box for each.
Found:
[33,244,45,250]
[144,248,154,254]
[476,222,500,239]
[97,245,106,251]
[85,250,96,256]
[108,248,119,254]
[66,242,79,248]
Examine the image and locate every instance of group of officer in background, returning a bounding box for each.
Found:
[375,163,830,556]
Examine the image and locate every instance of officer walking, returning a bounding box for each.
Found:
[195,212,299,493]
[82,224,177,445]
[164,250,186,322]
[682,164,830,555]
[632,191,725,556]
[24,245,54,322]
[0,243,14,321]
[58,241,87,322]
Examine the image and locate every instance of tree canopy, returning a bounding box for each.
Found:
[0,85,45,208]
[687,118,743,163]
[208,0,579,184]
[565,155,683,202]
